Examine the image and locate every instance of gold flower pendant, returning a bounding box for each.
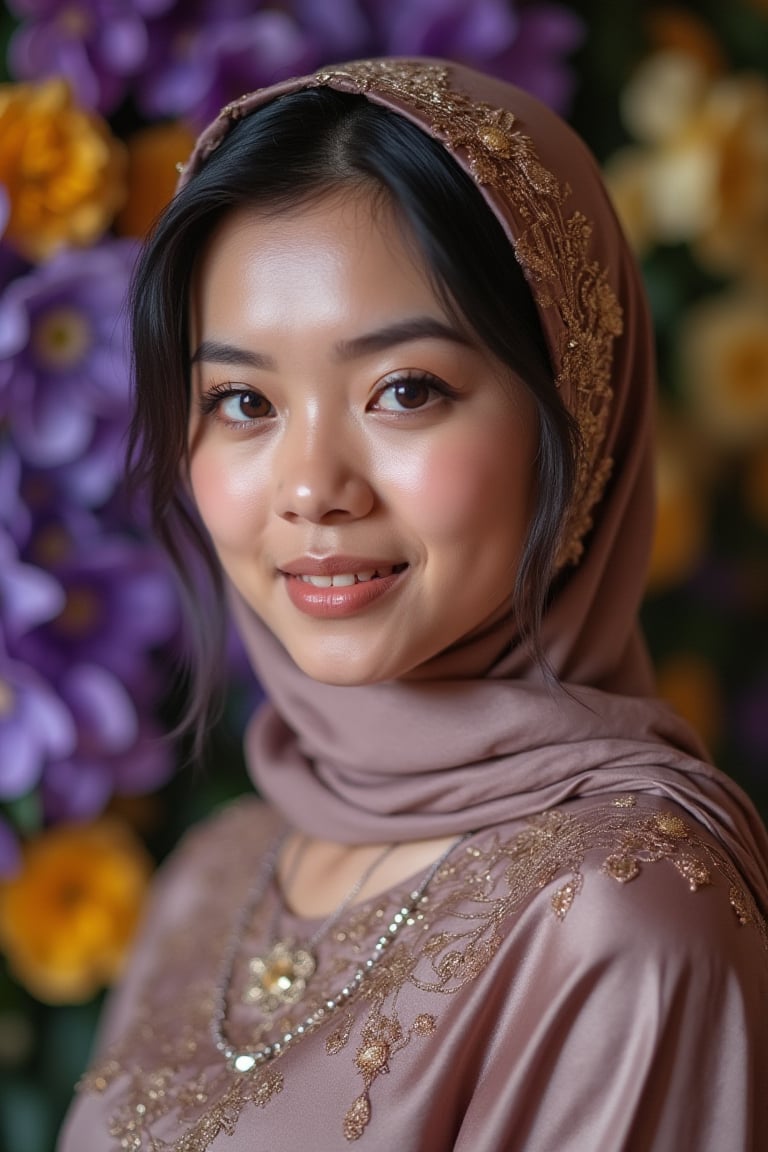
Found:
[243,941,317,1013]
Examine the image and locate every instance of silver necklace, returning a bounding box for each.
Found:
[242,835,397,1014]
[211,830,471,1074]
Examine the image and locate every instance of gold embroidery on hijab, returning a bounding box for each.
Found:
[298,59,624,566]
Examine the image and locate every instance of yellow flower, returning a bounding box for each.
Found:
[0,79,127,262]
[680,290,768,446]
[611,52,768,279]
[0,819,151,1004]
[604,148,655,255]
[691,75,768,280]
[116,121,196,238]
[646,8,725,75]
[606,52,711,252]
[656,652,722,754]
[646,418,708,592]
[621,51,709,146]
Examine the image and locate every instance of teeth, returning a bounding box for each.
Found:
[299,567,394,587]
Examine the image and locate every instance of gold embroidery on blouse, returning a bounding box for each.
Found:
[413,1012,437,1034]
[602,854,641,883]
[305,59,621,566]
[597,811,732,897]
[79,798,766,1149]
[551,876,583,919]
[730,885,754,925]
[653,811,688,837]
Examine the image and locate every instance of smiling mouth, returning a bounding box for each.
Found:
[296,564,408,588]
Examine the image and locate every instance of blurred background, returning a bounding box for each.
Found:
[0,0,767,1146]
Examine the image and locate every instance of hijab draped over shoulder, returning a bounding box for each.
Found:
[179,59,768,915]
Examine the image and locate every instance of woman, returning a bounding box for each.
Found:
[59,59,768,1151]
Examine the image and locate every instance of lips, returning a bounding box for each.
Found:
[297,565,406,588]
[279,558,408,619]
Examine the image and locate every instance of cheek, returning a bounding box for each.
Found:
[385,426,533,544]
[188,448,270,550]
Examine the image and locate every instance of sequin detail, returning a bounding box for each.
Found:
[78,799,766,1148]
[730,885,754,925]
[552,877,582,919]
[596,811,737,897]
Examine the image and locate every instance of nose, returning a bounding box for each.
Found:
[273,412,375,523]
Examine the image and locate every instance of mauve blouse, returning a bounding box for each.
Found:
[58,792,768,1151]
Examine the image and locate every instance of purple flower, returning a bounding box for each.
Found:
[63,662,140,756]
[0,247,31,299]
[370,0,519,60]
[0,441,32,545]
[130,0,252,119]
[40,663,174,821]
[290,0,373,56]
[369,0,584,111]
[0,239,137,471]
[136,4,318,124]
[41,728,173,822]
[0,527,65,644]
[7,0,177,113]
[42,419,131,511]
[0,183,32,299]
[123,0,583,123]
[108,718,173,796]
[16,531,180,686]
[488,3,584,112]
[0,815,21,879]
[0,653,76,800]
[191,11,320,124]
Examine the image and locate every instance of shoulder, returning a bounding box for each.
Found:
[126,792,278,938]
[473,793,768,977]
[445,798,768,1150]
[146,794,278,916]
[164,792,277,865]
[453,794,768,1084]
[93,796,278,1049]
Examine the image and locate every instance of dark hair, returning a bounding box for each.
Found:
[128,87,578,741]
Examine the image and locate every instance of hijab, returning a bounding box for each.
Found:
[177,59,768,911]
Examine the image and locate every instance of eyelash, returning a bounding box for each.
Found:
[372,371,459,413]
[197,383,273,428]
[197,371,458,428]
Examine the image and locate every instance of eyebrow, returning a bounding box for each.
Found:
[334,316,472,360]
[189,317,471,370]
[190,341,276,370]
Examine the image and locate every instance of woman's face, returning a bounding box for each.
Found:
[188,192,538,685]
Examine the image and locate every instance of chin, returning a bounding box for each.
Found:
[293,661,385,688]
[284,642,413,688]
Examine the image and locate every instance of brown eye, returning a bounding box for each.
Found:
[216,390,274,421]
[392,381,430,408]
[375,375,444,412]
[238,392,272,419]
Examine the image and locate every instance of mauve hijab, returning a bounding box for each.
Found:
[178,59,768,913]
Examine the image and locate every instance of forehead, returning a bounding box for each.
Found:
[190,192,445,336]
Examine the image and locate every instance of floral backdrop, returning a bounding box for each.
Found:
[0,0,766,1146]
